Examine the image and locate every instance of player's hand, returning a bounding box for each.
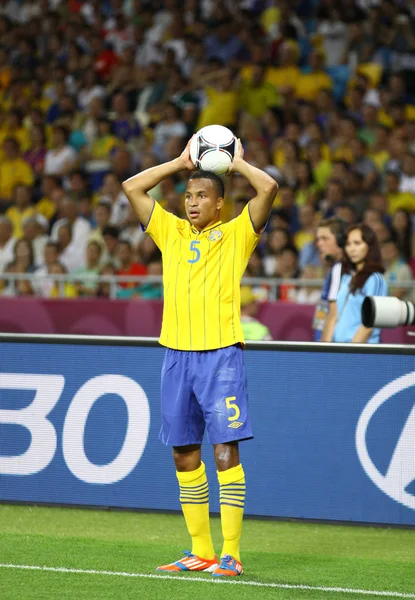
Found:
[227,138,244,174]
[179,137,196,171]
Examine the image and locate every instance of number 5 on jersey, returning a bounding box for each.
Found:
[188,240,201,264]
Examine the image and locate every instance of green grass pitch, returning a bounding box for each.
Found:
[0,505,414,599]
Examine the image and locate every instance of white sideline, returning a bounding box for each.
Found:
[0,563,415,598]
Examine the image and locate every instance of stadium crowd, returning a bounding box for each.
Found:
[0,0,414,301]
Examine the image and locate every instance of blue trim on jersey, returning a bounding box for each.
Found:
[140,199,156,232]
[247,201,267,234]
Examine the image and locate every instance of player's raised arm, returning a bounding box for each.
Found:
[228,140,279,231]
[122,139,195,226]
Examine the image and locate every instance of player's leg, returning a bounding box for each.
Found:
[213,441,245,576]
[173,445,216,563]
[192,344,251,576]
[157,442,217,572]
[157,350,216,572]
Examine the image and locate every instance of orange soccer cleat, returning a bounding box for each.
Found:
[157,550,219,573]
[211,554,243,577]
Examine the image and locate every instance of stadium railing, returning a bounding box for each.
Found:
[0,273,413,300]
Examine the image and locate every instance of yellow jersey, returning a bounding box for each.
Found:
[387,192,415,214]
[295,72,332,101]
[36,196,57,221]
[146,202,261,351]
[5,206,36,238]
[0,158,34,201]
[197,87,238,130]
[0,126,31,153]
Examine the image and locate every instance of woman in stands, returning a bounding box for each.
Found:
[2,237,35,296]
[332,224,387,343]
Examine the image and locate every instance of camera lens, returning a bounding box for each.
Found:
[362,297,415,328]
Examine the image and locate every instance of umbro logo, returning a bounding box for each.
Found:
[228,421,243,429]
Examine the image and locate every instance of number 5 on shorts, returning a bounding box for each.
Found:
[226,396,240,421]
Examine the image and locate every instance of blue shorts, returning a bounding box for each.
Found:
[159,344,253,446]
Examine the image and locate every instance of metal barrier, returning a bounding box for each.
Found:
[0,273,413,300]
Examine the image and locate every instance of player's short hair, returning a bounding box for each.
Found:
[188,171,225,198]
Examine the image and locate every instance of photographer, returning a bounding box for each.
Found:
[332,224,387,343]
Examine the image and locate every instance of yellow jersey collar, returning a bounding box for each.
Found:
[191,221,223,235]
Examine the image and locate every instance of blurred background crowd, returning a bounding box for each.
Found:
[0,0,414,302]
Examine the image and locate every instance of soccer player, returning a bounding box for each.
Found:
[314,217,346,342]
[122,138,278,577]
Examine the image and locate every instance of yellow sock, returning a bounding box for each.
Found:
[218,463,246,562]
[176,462,215,560]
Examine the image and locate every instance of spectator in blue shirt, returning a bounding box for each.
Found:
[111,92,141,143]
[333,224,387,344]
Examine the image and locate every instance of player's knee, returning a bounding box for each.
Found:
[173,445,201,472]
[214,442,239,471]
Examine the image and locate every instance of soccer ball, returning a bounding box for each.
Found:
[190,125,237,175]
